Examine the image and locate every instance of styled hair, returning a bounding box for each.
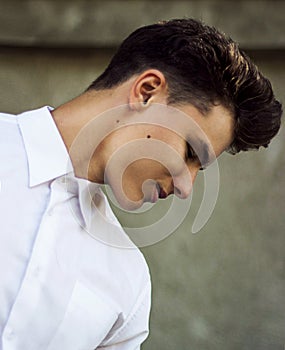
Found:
[87,18,282,154]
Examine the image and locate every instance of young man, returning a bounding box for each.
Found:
[0,19,282,349]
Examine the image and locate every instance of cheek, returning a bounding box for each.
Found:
[123,159,169,180]
[126,156,187,181]
[160,143,187,176]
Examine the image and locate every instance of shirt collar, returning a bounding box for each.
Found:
[65,175,136,249]
[17,106,135,248]
[17,106,73,187]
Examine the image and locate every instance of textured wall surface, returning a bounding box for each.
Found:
[0,1,284,349]
[1,0,285,49]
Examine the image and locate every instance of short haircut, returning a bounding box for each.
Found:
[87,18,282,154]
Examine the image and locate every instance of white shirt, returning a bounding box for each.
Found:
[0,106,151,350]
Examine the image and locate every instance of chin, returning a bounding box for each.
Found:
[108,187,144,211]
[121,200,144,211]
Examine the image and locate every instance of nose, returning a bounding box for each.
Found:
[173,167,199,199]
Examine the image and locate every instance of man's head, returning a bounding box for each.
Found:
[87,18,282,155]
[71,18,282,209]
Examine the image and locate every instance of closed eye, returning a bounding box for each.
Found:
[186,143,198,160]
[186,142,206,171]
[186,139,211,171]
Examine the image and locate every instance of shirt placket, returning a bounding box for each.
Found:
[2,178,76,350]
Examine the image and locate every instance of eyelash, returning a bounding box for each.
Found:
[186,143,205,171]
[186,143,197,160]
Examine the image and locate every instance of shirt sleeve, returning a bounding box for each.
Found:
[97,280,151,350]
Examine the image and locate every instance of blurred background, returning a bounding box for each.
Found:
[1,0,284,349]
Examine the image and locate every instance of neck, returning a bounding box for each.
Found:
[51,77,136,182]
[51,89,119,183]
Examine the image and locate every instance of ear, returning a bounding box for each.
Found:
[129,69,168,110]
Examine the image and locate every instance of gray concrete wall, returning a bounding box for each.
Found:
[1,1,285,349]
[1,0,285,49]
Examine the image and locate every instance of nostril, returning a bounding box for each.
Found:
[174,186,182,197]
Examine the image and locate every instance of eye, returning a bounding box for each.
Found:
[186,143,198,160]
[186,142,205,171]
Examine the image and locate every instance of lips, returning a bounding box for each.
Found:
[149,183,169,203]
[156,183,168,199]
[159,187,168,199]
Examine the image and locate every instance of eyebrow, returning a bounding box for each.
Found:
[199,141,211,168]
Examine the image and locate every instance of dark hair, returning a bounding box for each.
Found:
[87,18,282,154]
